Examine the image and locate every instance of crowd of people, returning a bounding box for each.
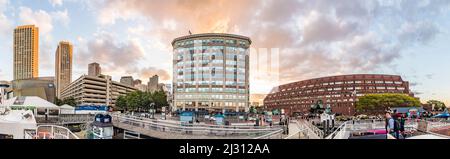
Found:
[385,109,407,139]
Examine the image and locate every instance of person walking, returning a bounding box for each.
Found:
[400,114,406,139]
[385,111,391,134]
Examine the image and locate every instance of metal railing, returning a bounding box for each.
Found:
[113,114,283,139]
[35,125,80,139]
[301,120,324,138]
[326,121,351,139]
[253,129,284,139]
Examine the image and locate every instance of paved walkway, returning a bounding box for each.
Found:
[112,114,283,139]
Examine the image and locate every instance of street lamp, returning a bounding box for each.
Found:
[149,103,155,119]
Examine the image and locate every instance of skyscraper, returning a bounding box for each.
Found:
[171,33,251,112]
[88,62,101,76]
[13,25,39,80]
[55,41,73,98]
[120,76,134,86]
[147,75,159,92]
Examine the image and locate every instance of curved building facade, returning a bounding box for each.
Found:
[172,33,251,112]
[264,74,414,115]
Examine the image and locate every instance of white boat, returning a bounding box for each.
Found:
[0,107,36,139]
[0,106,79,139]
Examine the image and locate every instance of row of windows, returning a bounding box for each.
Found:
[175,101,247,107]
[176,88,247,93]
[175,39,249,47]
[281,81,404,92]
[276,86,406,95]
[176,81,246,86]
[175,94,247,100]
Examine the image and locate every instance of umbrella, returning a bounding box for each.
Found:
[433,109,450,118]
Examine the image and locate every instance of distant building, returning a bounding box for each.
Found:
[0,81,11,104]
[250,94,267,108]
[55,41,73,98]
[11,77,56,103]
[133,79,142,86]
[120,76,134,86]
[147,75,159,92]
[172,33,251,112]
[264,74,415,116]
[88,62,101,77]
[14,25,39,80]
[134,84,148,92]
[60,74,138,107]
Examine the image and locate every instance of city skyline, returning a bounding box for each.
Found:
[0,0,450,105]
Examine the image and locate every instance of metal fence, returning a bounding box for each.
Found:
[113,114,283,139]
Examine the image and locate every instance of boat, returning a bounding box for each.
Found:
[0,106,79,139]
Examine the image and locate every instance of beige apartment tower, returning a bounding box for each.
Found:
[88,62,101,76]
[55,41,73,98]
[13,25,39,80]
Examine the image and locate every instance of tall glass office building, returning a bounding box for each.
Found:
[171,33,251,113]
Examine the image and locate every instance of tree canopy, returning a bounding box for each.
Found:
[427,100,447,111]
[55,97,77,106]
[356,93,421,113]
[115,90,169,111]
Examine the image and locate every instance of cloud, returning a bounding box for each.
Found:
[18,7,71,35]
[0,0,11,36]
[302,11,359,44]
[51,9,70,27]
[19,7,53,35]
[130,67,171,82]
[398,21,440,45]
[49,0,63,7]
[410,82,422,87]
[89,0,449,92]
[75,31,147,79]
[0,13,11,36]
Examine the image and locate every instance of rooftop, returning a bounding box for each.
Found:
[171,33,252,46]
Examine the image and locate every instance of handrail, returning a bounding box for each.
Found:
[253,129,283,139]
[301,120,324,138]
[326,121,350,139]
[36,125,79,139]
[113,114,283,138]
[116,115,280,132]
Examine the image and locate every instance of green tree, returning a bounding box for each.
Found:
[55,97,77,106]
[114,90,168,112]
[116,96,127,110]
[62,97,77,106]
[152,90,168,109]
[55,97,63,106]
[427,100,447,111]
[356,93,421,113]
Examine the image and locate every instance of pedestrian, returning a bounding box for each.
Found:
[385,112,392,137]
[400,114,406,138]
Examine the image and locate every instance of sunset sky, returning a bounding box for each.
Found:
[0,0,449,105]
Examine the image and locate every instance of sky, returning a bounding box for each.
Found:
[0,0,449,105]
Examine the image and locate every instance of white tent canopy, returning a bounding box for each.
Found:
[0,109,37,139]
[60,104,75,114]
[1,96,59,108]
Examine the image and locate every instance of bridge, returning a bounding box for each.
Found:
[112,114,285,139]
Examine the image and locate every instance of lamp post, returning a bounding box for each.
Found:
[149,103,155,119]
